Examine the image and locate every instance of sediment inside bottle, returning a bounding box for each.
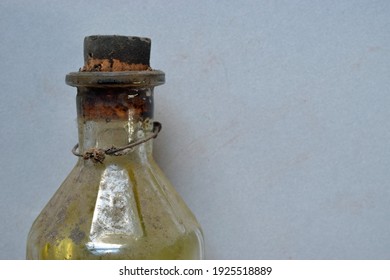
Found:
[76,87,154,153]
[77,87,153,121]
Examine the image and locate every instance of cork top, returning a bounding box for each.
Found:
[81,35,151,72]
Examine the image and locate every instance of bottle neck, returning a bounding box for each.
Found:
[76,86,155,163]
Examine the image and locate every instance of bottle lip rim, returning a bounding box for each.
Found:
[65,70,165,87]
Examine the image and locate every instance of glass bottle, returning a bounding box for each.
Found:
[26,35,204,260]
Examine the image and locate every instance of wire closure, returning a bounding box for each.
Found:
[72,121,162,163]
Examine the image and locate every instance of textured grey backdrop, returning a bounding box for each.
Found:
[0,0,389,259]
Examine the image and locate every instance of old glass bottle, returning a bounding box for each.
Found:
[26,35,204,259]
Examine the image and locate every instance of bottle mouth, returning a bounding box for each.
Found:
[66,35,165,87]
[66,70,165,87]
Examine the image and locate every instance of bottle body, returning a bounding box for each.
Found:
[27,157,203,259]
[27,87,204,259]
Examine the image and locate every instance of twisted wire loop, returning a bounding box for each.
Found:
[72,121,162,163]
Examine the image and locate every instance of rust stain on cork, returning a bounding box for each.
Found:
[81,59,151,72]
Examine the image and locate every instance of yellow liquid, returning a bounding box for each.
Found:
[35,231,201,260]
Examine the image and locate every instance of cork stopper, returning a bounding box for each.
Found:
[81,35,151,72]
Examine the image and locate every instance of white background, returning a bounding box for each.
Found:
[0,0,389,259]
